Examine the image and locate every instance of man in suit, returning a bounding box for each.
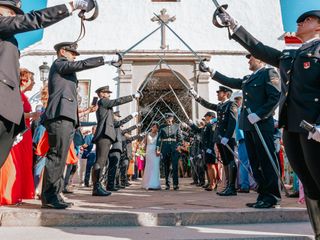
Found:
[106,110,137,191]
[0,0,95,168]
[199,55,281,207]
[42,42,107,209]
[156,113,182,190]
[92,86,140,196]
[190,86,238,196]
[215,9,320,238]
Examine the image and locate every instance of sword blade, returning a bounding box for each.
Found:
[139,59,162,92]
[211,0,220,8]
[153,13,202,61]
[169,84,189,120]
[122,26,161,56]
[160,97,183,123]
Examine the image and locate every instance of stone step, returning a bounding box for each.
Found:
[0,207,309,227]
[0,223,314,240]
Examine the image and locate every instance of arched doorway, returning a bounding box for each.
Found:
[138,69,192,131]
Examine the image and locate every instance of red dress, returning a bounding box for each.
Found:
[11,93,35,199]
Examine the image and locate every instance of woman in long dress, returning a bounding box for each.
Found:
[142,122,161,190]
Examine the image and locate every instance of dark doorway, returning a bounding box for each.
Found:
[138,69,192,132]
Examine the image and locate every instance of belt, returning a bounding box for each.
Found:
[162,138,176,142]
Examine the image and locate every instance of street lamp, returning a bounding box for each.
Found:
[39,62,50,85]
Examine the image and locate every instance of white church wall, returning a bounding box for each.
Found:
[20,0,284,121]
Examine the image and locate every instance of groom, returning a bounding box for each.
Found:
[156,113,182,190]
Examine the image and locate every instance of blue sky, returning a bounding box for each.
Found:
[16,0,47,50]
[17,1,320,49]
[280,0,320,32]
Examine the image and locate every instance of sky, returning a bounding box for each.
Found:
[280,0,320,32]
[16,0,320,49]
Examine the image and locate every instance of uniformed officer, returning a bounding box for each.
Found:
[106,110,137,191]
[190,86,238,196]
[215,9,320,238]
[189,112,216,191]
[156,113,183,190]
[92,86,140,196]
[199,55,281,208]
[0,0,94,168]
[41,42,108,209]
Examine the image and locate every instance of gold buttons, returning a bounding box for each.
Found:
[58,10,63,14]
[315,98,319,102]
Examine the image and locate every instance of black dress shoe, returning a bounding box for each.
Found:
[219,188,237,196]
[246,202,257,208]
[237,188,250,193]
[253,201,275,209]
[202,183,209,189]
[42,201,69,209]
[106,187,119,192]
[173,186,179,191]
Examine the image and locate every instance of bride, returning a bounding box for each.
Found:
[142,122,161,190]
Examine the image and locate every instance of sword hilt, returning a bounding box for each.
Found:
[300,120,316,133]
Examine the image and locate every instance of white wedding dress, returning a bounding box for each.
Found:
[142,133,161,190]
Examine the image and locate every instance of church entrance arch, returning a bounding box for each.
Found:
[138,69,192,131]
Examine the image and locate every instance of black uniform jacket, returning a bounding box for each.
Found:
[156,123,183,151]
[0,4,70,130]
[232,26,320,132]
[213,68,280,132]
[44,56,104,126]
[196,97,237,142]
[110,115,133,152]
[93,95,133,143]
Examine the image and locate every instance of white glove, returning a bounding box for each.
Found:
[103,55,119,64]
[217,12,238,30]
[308,125,320,142]
[13,133,23,146]
[140,132,147,137]
[137,123,142,127]
[220,137,229,146]
[189,88,199,99]
[73,0,94,12]
[131,111,139,117]
[188,119,194,125]
[133,92,141,99]
[247,113,261,124]
[206,149,213,154]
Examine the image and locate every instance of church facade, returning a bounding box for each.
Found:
[19,0,285,126]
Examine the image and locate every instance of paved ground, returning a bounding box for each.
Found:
[0,178,313,239]
[0,223,314,240]
[1,178,306,212]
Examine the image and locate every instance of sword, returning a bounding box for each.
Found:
[145,108,161,131]
[139,59,162,93]
[247,108,290,197]
[153,13,203,61]
[211,0,230,28]
[160,97,183,123]
[168,84,189,120]
[158,55,191,91]
[217,136,253,178]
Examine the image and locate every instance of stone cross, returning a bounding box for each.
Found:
[151,9,176,50]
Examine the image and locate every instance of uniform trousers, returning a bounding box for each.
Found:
[162,145,180,187]
[94,136,112,172]
[244,131,281,204]
[107,151,121,188]
[283,131,320,200]
[42,117,75,204]
[216,138,236,166]
[0,117,17,168]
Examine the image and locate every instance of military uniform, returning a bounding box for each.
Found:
[212,67,281,205]
[106,113,133,190]
[195,91,238,195]
[156,118,183,190]
[0,2,71,168]
[42,43,105,207]
[92,86,133,196]
[229,11,320,236]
